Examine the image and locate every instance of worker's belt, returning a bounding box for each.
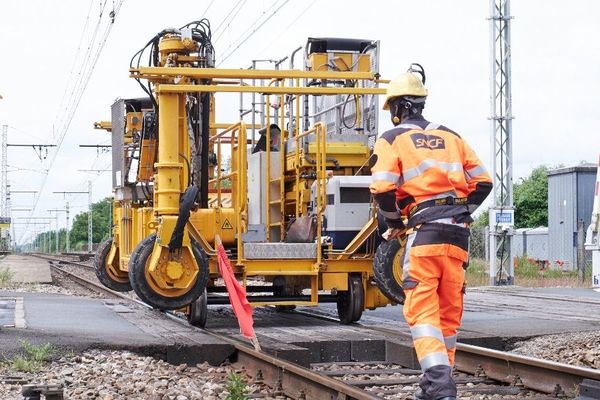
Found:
[408,196,468,218]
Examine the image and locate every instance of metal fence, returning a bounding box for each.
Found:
[467,225,594,286]
[469,226,488,260]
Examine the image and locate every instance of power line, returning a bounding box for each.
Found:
[213,0,247,41]
[7,125,48,143]
[218,0,291,66]
[53,0,95,134]
[18,0,125,244]
[55,0,109,138]
[201,0,216,18]
[218,0,283,57]
[257,0,317,57]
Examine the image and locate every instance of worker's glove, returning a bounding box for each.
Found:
[382,228,406,241]
[382,218,406,241]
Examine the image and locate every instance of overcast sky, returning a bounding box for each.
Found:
[1,0,599,244]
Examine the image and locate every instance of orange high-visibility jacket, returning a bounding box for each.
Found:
[370,115,492,227]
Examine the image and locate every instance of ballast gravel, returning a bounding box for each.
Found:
[0,349,287,400]
[510,330,600,369]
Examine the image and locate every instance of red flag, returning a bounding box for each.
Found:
[215,237,260,350]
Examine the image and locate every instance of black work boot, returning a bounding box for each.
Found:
[419,365,457,399]
[414,389,457,400]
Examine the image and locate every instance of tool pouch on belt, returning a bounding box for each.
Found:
[406,197,473,228]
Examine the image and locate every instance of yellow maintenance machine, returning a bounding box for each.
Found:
[94,19,401,325]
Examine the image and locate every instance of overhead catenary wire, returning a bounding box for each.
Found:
[53,0,95,136]
[18,0,125,245]
[257,0,317,57]
[217,0,284,58]
[218,0,291,66]
[54,0,110,140]
[201,0,216,17]
[8,125,50,144]
[212,0,247,42]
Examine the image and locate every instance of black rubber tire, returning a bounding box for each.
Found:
[94,238,132,292]
[128,233,210,310]
[373,239,406,304]
[187,289,208,327]
[128,235,156,305]
[336,274,364,324]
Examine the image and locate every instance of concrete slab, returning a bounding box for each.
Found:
[210,307,420,364]
[5,284,598,370]
[0,290,235,366]
[386,340,420,370]
[0,297,16,326]
[351,339,386,362]
[301,286,600,346]
[0,254,52,283]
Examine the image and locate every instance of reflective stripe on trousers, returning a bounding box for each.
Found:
[401,220,468,376]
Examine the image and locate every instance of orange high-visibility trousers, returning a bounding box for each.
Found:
[402,219,469,399]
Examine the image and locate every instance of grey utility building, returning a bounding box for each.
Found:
[547,164,597,269]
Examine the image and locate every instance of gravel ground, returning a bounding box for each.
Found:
[0,350,286,400]
[0,282,75,296]
[510,330,600,369]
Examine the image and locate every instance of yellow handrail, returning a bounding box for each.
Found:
[294,78,301,219]
[295,122,327,265]
[265,94,271,241]
[237,123,247,264]
[279,90,286,241]
[208,121,247,263]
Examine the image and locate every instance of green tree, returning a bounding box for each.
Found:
[70,197,112,249]
[32,229,66,252]
[472,208,489,229]
[513,166,548,228]
[27,198,112,252]
[471,165,549,230]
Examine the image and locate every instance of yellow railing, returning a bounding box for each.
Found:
[264,79,289,242]
[295,122,327,265]
[208,122,247,263]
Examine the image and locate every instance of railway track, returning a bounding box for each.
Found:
[36,253,600,399]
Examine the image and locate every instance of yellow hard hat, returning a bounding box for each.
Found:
[383,67,428,110]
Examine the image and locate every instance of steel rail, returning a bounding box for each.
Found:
[469,287,600,306]
[455,343,600,394]
[38,254,600,397]
[294,310,600,396]
[37,255,382,400]
[34,253,94,270]
[47,263,122,299]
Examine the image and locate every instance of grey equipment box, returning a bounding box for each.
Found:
[311,175,373,249]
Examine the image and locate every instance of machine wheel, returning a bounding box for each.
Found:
[373,239,406,304]
[94,238,131,292]
[128,233,209,310]
[336,274,364,324]
[187,289,208,327]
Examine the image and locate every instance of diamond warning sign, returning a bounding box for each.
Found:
[222,219,233,229]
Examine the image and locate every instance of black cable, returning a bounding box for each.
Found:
[178,152,192,188]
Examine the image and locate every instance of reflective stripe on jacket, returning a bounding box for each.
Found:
[370,115,492,225]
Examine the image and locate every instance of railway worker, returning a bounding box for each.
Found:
[369,64,492,400]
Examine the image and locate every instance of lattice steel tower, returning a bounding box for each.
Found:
[489,0,514,285]
[1,125,7,217]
